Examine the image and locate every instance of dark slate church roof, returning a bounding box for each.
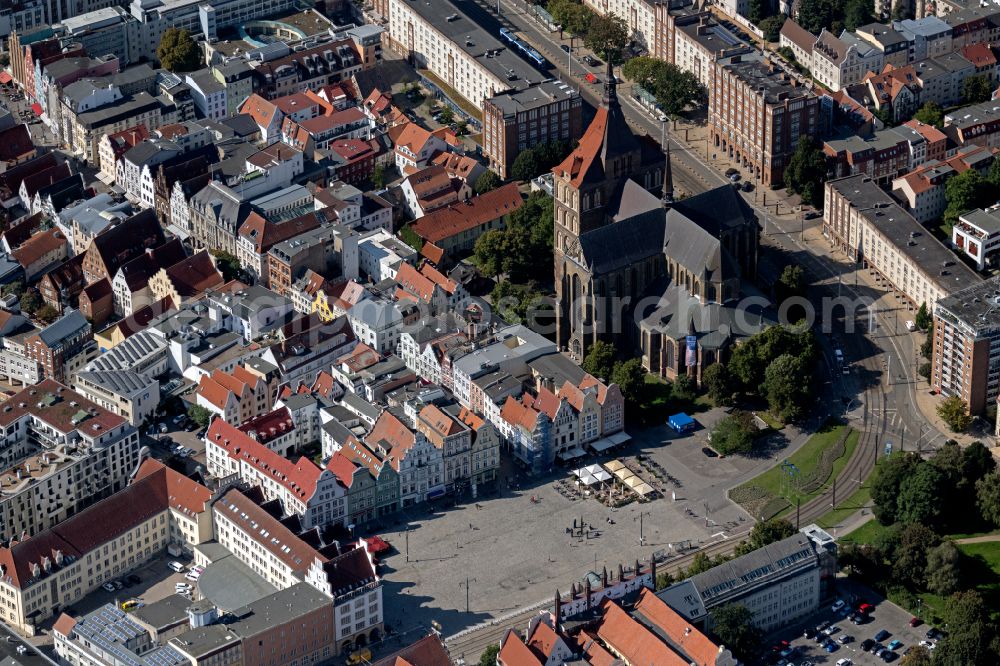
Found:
[670,185,759,235]
[579,208,665,274]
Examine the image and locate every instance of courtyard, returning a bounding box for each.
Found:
[374,409,814,637]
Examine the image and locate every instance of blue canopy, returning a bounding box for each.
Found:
[668,413,696,432]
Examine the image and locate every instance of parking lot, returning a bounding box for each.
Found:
[29,550,200,645]
[768,578,943,665]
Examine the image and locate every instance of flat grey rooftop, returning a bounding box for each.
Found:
[196,551,278,612]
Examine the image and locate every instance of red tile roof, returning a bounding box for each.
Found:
[498,628,544,666]
[206,418,325,501]
[133,458,212,518]
[371,634,452,666]
[596,599,689,666]
[0,379,125,433]
[11,227,66,268]
[632,587,725,665]
[553,107,610,187]
[240,94,281,130]
[238,407,295,445]
[411,182,523,244]
[216,488,323,575]
[394,262,437,302]
[418,404,463,442]
[162,251,224,297]
[0,124,36,163]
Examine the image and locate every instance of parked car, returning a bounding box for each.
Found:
[837,660,853,666]
[824,625,840,636]
[919,640,936,650]
[882,651,897,662]
[102,582,116,592]
[874,630,891,642]
[888,640,903,650]
[112,580,124,590]
[858,603,874,615]
[585,72,599,84]
[168,561,186,573]
[861,639,876,652]
[803,628,817,639]
[127,574,141,585]
[839,634,853,644]
[926,628,944,640]
[831,599,846,613]
[582,54,597,66]
[560,44,570,53]
[824,641,839,653]
[158,423,167,434]
[905,320,916,332]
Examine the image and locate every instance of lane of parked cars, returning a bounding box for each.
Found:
[770,595,946,666]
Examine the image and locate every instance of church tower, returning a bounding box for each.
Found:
[552,61,667,354]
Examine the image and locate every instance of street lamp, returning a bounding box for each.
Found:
[459,577,477,613]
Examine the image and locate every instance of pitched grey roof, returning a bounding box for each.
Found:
[688,534,818,604]
[579,209,665,274]
[76,369,153,395]
[348,299,402,330]
[37,309,88,347]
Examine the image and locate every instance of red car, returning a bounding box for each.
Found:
[858,603,874,614]
[910,616,922,627]
[585,72,599,84]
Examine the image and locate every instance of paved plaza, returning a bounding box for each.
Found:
[376,411,811,636]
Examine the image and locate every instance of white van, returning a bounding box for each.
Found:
[168,561,186,573]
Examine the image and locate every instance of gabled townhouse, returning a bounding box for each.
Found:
[37,254,85,313]
[148,251,225,307]
[449,405,501,491]
[326,138,379,185]
[399,164,466,219]
[499,395,552,475]
[196,362,274,426]
[188,180,254,255]
[24,309,95,383]
[11,227,68,282]
[0,124,37,172]
[289,269,330,314]
[326,439,400,524]
[267,223,360,296]
[415,404,474,494]
[110,238,188,318]
[116,139,182,205]
[388,121,450,173]
[78,278,114,327]
[81,209,165,284]
[97,124,149,184]
[811,30,885,92]
[206,419,348,529]
[365,409,444,506]
[314,279,370,323]
[250,38,362,100]
[358,229,417,282]
[58,193,133,256]
[236,211,322,286]
[201,283,296,343]
[239,93,284,143]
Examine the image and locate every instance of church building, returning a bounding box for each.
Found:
[552,64,772,384]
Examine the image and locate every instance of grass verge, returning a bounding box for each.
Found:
[729,421,858,519]
[816,485,872,530]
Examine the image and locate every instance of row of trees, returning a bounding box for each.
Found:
[620,56,706,120]
[547,1,632,64]
[749,0,872,39]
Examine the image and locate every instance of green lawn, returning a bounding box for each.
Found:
[947,528,1000,540]
[840,518,891,544]
[730,421,859,520]
[816,484,872,530]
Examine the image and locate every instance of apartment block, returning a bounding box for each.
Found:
[709,54,819,188]
[823,174,980,311]
[933,277,1000,415]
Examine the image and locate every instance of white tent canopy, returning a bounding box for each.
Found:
[592,469,612,483]
[578,472,600,486]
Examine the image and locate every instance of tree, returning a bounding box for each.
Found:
[612,358,647,405]
[709,603,763,661]
[748,518,796,550]
[915,302,931,331]
[891,0,913,20]
[778,264,804,294]
[156,28,202,73]
[912,101,944,128]
[747,0,769,24]
[399,225,423,251]
[703,363,736,406]
[977,471,1000,527]
[944,168,996,231]
[710,411,757,456]
[988,157,1000,190]
[187,405,213,429]
[892,522,940,589]
[672,373,696,402]
[784,140,828,207]
[584,14,630,65]
[372,163,387,189]
[897,463,946,528]
[964,441,997,485]
[795,0,838,33]
[844,0,874,31]
[926,541,962,596]
[920,324,934,359]
[685,552,715,576]
[473,230,507,279]
[763,353,812,422]
[474,170,502,195]
[899,645,933,666]
[759,15,786,42]
[870,452,922,525]
[548,0,593,36]
[937,395,972,433]
[510,149,541,182]
[210,250,241,282]
[478,644,500,666]
[582,340,617,381]
[655,570,675,590]
[0,279,23,297]
[934,590,1000,665]
[621,57,705,119]
[35,304,59,324]
[963,74,994,104]
[19,288,41,313]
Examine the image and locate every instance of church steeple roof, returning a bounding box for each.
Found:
[553,60,643,187]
